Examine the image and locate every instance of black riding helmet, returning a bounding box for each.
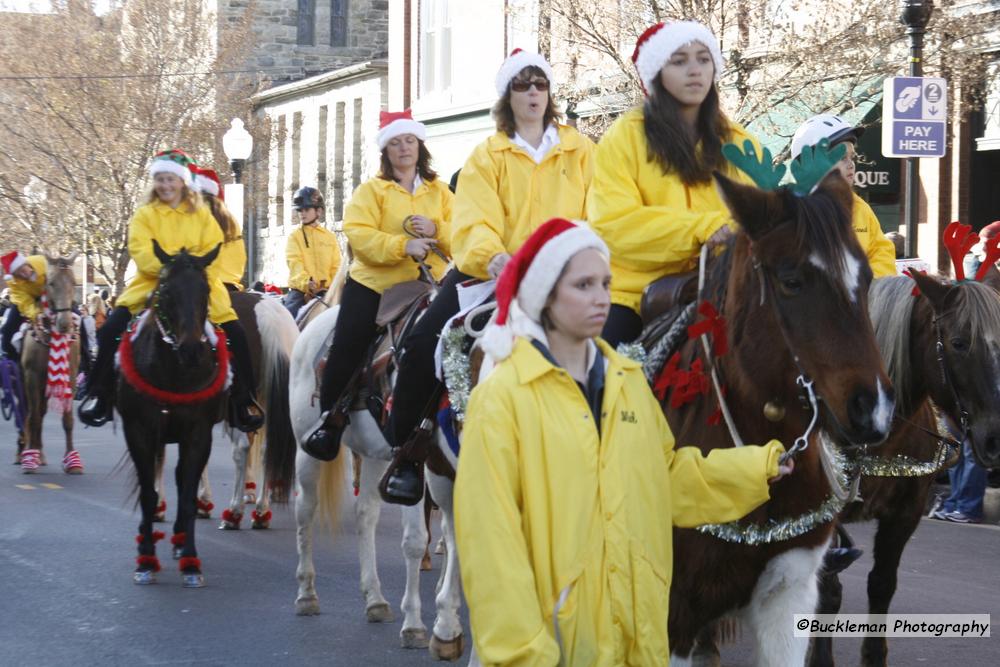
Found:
[292,186,325,211]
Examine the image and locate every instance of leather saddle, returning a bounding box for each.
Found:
[640,270,698,326]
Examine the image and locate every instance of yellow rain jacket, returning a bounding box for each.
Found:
[852,193,896,278]
[343,176,453,294]
[588,108,759,314]
[117,200,237,324]
[451,126,595,279]
[7,255,47,320]
[217,236,247,289]
[455,338,784,666]
[286,223,342,294]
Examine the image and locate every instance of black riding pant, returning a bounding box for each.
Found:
[601,304,643,348]
[318,277,381,413]
[219,319,256,404]
[388,268,473,447]
[0,305,25,359]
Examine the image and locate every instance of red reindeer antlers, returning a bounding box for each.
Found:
[942,222,979,281]
[976,235,1000,282]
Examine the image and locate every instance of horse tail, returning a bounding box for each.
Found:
[316,446,349,537]
[255,297,300,501]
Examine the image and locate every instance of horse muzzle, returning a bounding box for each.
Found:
[837,379,895,447]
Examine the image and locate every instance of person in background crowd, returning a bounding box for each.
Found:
[283,187,341,319]
[455,218,791,665]
[380,48,596,505]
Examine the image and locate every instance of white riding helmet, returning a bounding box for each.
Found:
[790,113,864,160]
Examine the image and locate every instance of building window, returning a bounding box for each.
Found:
[420,0,452,95]
[297,0,316,46]
[333,101,346,221]
[331,0,348,47]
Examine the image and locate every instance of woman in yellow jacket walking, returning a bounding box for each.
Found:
[382,49,596,504]
[283,186,342,319]
[303,111,452,459]
[192,166,247,290]
[588,21,760,346]
[78,149,263,433]
[458,219,790,665]
[790,114,897,278]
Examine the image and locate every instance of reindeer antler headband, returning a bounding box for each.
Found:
[942,221,1000,283]
[721,137,847,196]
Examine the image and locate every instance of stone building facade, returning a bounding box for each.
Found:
[222,0,389,84]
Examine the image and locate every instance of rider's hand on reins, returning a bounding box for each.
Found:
[405,237,438,262]
[768,456,795,485]
[487,253,512,279]
[406,215,436,238]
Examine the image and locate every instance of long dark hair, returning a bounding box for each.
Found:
[204,194,240,243]
[643,76,732,186]
[492,66,562,137]
[378,140,438,183]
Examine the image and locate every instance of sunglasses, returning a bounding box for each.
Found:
[510,79,550,92]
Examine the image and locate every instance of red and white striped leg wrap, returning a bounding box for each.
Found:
[136,555,161,572]
[62,450,83,473]
[178,556,201,572]
[20,449,40,473]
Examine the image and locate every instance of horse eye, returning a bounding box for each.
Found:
[950,337,970,353]
[779,277,803,295]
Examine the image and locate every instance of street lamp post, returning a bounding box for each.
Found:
[222,118,254,284]
[900,0,934,259]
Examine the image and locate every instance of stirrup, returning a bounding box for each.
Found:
[229,396,264,433]
[78,391,113,427]
[301,409,348,461]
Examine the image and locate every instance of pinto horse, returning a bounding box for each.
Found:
[121,242,227,587]
[807,266,1000,667]
[19,254,82,474]
[663,171,894,665]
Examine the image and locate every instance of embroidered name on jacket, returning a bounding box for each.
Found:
[620,410,637,424]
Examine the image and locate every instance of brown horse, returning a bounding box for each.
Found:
[663,171,894,665]
[19,254,82,474]
[807,269,1000,667]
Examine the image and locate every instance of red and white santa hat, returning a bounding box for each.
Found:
[149,148,195,185]
[495,48,555,98]
[631,20,724,94]
[1,251,28,279]
[480,218,609,362]
[376,109,427,150]
[191,166,223,200]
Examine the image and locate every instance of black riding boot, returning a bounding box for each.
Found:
[219,320,264,433]
[822,523,863,574]
[78,306,131,427]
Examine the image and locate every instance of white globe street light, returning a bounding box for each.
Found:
[222,118,253,183]
[222,117,254,284]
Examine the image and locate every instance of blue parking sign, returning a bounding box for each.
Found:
[882,77,947,158]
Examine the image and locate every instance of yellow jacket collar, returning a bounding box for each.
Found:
[372,175,432,196]
[487,125,583,156]
[508,336,640,386]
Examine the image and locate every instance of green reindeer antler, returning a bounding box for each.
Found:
[788,137,847,196]
[721,140,786,191]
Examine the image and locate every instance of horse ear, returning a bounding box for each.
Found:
[910,271,950,313]
[65,252,79,264]
[152,239,172,265]
[195,243,222,269]
[713,171,786,240]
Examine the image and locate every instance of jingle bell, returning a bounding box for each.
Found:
[763,400,785,422]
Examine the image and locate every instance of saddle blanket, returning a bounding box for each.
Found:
[433,279,495,381]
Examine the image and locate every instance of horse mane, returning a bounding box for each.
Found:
[950,280,1000,349]
[869,276,917,416]
[785,188,858,306]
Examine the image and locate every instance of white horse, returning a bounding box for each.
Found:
[290,304,435,650]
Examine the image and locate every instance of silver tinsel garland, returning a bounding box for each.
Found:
[858,440,954,477]
[616,342,647,365]
[440,326,474,423]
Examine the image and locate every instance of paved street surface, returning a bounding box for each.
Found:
[1,412,997,666]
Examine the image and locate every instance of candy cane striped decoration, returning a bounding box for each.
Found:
[41,292,73,414]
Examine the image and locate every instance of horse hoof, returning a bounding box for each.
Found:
[365,602,393,623]
[429,633,464,661]
[434,537,446,555]
[133,570,157,585]
[182,573,205,588]
[153,514,166,523]
[295,596,321,616]
[219,518,241,530]
[243,493,257,505]
[251,519,270,530]
[401,628,429,649]
[420,553,433,571]
[196,510,211,519]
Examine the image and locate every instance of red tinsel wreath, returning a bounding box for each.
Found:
[118,327,229,405]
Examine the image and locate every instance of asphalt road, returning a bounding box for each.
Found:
[1,412,997,666]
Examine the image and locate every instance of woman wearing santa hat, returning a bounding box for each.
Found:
[455,218,790,665]
[78,149,263,433]
[302,110,453,459]
[191,166,246,291]
[589,20,761,346]
[0,250,46,360]
[380,48,596,504]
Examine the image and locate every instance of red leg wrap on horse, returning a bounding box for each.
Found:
[178,557,201,572]
[136,555,161,572]
[170,533,186,546]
